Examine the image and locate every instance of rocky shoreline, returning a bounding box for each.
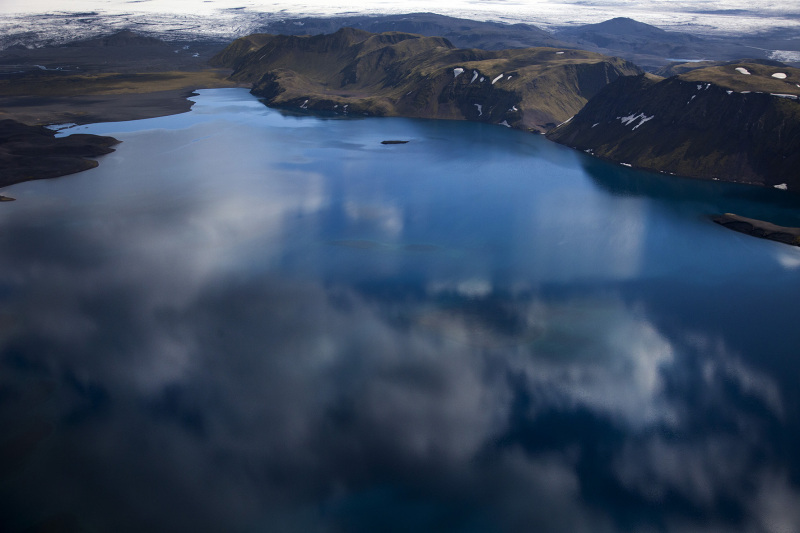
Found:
[713,213,800,247]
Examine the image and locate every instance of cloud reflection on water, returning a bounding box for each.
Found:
[0,195,795,532]
[1,90,799,533]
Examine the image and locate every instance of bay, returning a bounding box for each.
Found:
[1,88,799,532]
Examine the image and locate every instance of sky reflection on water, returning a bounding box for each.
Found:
[1,89,800,533]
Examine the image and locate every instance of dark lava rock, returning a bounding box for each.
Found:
[0,119,120,188]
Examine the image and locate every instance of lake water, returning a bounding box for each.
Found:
[2,88,800,533]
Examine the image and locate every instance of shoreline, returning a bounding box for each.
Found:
[0,69,244,126]
[0,69,245,192]
[713,213,800,247]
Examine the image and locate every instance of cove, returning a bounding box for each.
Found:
[1,88,799,533]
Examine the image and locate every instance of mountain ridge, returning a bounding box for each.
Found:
[546,64,800,189]
[212,27,642,132]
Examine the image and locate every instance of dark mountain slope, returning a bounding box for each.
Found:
[256,12,566,51]
[547,64,800,189]
[0,30,218,74]
[212,28,642,132]
[555,17,764,70]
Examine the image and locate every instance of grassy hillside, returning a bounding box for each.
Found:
[678,62,800,95]
[212,28,642,132]
[547,65,800,189]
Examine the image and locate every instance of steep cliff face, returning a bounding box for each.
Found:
[211,28,642,132]
[547,64,800,189]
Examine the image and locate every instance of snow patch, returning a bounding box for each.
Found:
[556,51,564,54]
[771,93,798,99]
[726,90,733,94]
[453,67,464,78]
[618,112,654,130]
[772,72,787,79]
[480,77,485,82]
[592,123,599,128]
[621,163,632,167]
[474,103,483,116]
[632,115,654,130]
[558,116,574,127]
[774,183,788,190]
[735,67,751,75]
[300,99,308,109]
[470,70,478,83]
[499,120,511,127]
[507,75,512,80]
[509,105,518,112]
[697,84,702,90]
[492,74,504,84]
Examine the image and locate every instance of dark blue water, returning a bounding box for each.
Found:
[2,89,800,533]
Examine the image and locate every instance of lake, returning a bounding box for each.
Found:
[1,88,800,532]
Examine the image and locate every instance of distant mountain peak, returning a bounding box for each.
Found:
[573,17,667,35]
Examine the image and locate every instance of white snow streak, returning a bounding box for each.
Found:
[618,113,654,130]
[492,73,504,84]
[735,67,751,75]
[453,67,464,77]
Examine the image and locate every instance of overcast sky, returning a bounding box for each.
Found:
[0,0,797,33]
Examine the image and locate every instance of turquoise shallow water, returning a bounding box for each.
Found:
[1,88,800,532]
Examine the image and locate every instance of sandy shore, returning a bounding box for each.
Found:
[0,69,246,126]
